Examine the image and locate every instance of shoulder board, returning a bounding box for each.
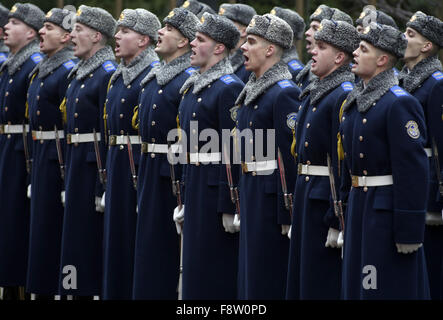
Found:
[278,80,294,88]
[31,53,43,64]
[151,61,160,68]
[341,81,354,91]
[185,67,196,75]
[102,60,116,73]
[0,53,7,63]
[288,60,303,71]
[63,60,75,70]
[432,71,443,81]
[220,75,236,85]
[390,85,408,97]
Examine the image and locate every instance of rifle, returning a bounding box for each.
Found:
[54,125,65,180]
[277,147,293,217]
[223,143,240,225]
[93,128,106,186]
[126,134,137,190]
[431,138,443,197]
[22,123,31,174]
[327,153,345,253]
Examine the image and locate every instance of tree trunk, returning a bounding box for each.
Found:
[115,0,123,18]
[57,0,64,8]
[296,0,304,62]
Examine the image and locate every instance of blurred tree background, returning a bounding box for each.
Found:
[1,0,442,62]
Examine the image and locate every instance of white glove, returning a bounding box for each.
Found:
[222,213,240,233]
[100,192,106,210]
[281,224,290,236]
[287,225,292,239]
[233,213,240,228]
[425,212,443,226]
[325,228,340,248]
[337,231,344,248]
[95,196,105,213]
[396,243,423,254]
[173,205,185,235]
[61,191,66,206]
[27,184,31,199]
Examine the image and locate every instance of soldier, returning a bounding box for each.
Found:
[286,19,359,300]
[101,8,160,300]
[339,23,430,299]
[0,4,9,64]
[181,0,215,19]
[399,12,443,300]
[218,3,256,83]
[0,2,44,300]
[295,5,353,91]
[132,7,199,300]
[235,14,301,300]
[176,12,243,299]
[59,5,117,299]
[355,7,397,33]
[26,7,76,300]
[269,7,305,80]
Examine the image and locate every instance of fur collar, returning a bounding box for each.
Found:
[0,39,40,75]
[235,61,292,106]
[0,41,9,53]
[110,46,159,86]
[68,45,115,81]
[142,51,192,87]
[230,48,245,73]
[398,55,443,93]
[29,46,75,79]
[343,68,398,113]
[180,57,233,95]
[281,46,299,63]
[300,63,354,105]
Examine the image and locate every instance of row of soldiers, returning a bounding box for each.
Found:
[0,0,441,300]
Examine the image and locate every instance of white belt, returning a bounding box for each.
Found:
[0,124,29,134]
[189,152,221,164]
[352,175,393,187]
[242,160,277,173]
[424,148,432,157]
[141,143,182,154]
[66,133,100,144]
[32,130,65,140]
[109,135,141,146]
[297,164,329,176]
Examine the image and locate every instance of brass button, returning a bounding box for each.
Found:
[306,160,311,165]
[119,145,124,150]
[192,113,196,118]
[75,98,79,103]
[342,117,345,121]
[305,176,310,182]
[252,172,257,176]
[254,105,258,110]
[158,89,163,94]
[74,113,78,118]
[197,98,202,102]
[74,128,79,133]
[298,105,302,111]
[362,118,367,124]
[151,138,155,143]
[4,107,7,112]
[127,85,131,89]
[312,107,317,112]
[5,92,8,96]
[152,121,156,126]
[152,104,157,109]
[363,187,368,192]
[151,153,156,158]
[40,82,43,87]
[9,79,13,84]
[89,74,93,78]
[306,123,310,128]
[142,88,145,92]
[208,85,211,88]
[119,114,124,119]
[344,152,347,157]
[81,84,85,89]
[40,140,44,144]
[68,84,71,88]
[359,136,363,142]
[249,121,252,127]
[120,130,124,135]
[7,134,11,139]
[39,126,43,131]
[363,170,368,175]
[37,95,40,100]
[359,153,364,158]
[195,161,200,166]
[304,141,309,147]
[121,98,125,103]
[36,110,40,116]
[342,134,344,140]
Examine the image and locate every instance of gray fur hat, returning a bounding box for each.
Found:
[356,8,397,29]
[74,5,116,39]
[218,3,256,27]
[197,12,239,50]
[181,0,215,19]
[164,8,199,42]
[44,8,75,32]
[246,14,293,49]
[407,11,443,48]
[117,9,161,42]
[8,3,45,31]
[0,4,9,28]
[270,7,305,41]
[360,22,407,58]
[197,3,216,19]
[310,5,353,26]
[314,19,360,54]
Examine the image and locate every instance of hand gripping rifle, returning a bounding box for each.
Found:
[126,134,137,190]
[327,153,345,253]
[432,138,443,197]
[54,125,65,180]
[93,128,106,187]
[277,147,293,217]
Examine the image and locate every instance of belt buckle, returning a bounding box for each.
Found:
[67,133,72,145]
[351,175,359,187]
[109,135,117,146]
[141,142,148,153]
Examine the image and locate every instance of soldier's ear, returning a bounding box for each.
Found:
[138,35,150,48]
[177,36,189,49]
[376,53,389,68]
[213,42,227,55]
[26,27,37,41]
[265,44,275,57]
[60,31,71,45]
[421,41,433,54]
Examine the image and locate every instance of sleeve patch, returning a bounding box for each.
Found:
[432,71,443,81]
[286,112,297,129]
[288,60,303,71]
[0,53,7,63]
[341,81,354,91]
[151,61,160,68]
[31,53,43,64]
[185,67,196,75]
[220,75,236,85]
[405,120,420,139]
[63,60,75,70]
[102,61,116,73]
[278,80,294,88]
[390,85,408,97]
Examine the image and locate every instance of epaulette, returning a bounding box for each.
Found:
[432,71,443,81]
[63,60,76,70]
[31,53,43,64]
[220,74,236,85]
[102,60,116,73]
[341,82,353,91]
[390,85,408,97]
[278,80,294,88]
[288,60,303,71]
